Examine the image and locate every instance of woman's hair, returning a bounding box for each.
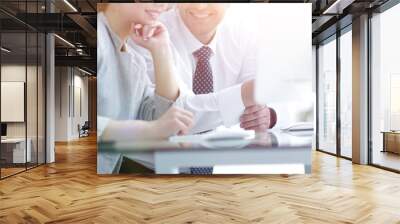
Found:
[97,3,108,12]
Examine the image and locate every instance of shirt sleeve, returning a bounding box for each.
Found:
[96,28,110,139]
[137,86,175,121]
[136,81,245,134]
[235,28,257,83]
[140,42,245,133]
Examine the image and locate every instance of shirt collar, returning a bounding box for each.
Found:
[98,12,129,53]
[175,9,218,57]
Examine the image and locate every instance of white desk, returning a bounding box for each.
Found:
[98,131,312,174]
[153,147,310,174]
[1,138,31,163]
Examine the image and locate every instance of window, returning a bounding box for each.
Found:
[318,36,337,155]
[1,28,28,178]
[339,28,352,158]
[0,0,46,179]
[370,2,400,171]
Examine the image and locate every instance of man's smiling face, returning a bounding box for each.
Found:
[178,3,228,43]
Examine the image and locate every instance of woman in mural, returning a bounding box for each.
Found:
[97,3,193,173]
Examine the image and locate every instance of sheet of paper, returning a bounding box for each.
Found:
[169,128,255,143]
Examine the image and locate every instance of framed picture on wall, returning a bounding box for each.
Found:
[1,81,25,122]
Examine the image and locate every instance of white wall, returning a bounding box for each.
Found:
[1,64,46,164]
[1,66,26,131]
[55,67,89,141]
[1,65,41,138]
[55,67,69,141]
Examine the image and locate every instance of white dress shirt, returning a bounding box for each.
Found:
[152,8,258,133]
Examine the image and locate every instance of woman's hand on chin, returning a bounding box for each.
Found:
[129,21,170,53]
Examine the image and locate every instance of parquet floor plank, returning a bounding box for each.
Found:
[1,135,399,223]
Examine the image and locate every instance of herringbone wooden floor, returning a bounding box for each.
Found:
[1,135,400,224]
